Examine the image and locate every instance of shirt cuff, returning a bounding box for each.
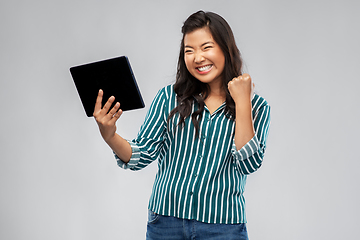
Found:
[231,135,260,161]
[115,140,141,169]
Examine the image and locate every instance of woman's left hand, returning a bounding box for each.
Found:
[227,73,254,104]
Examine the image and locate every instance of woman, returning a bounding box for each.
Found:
[94,10,270,240]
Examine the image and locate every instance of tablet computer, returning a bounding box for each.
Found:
[70,56,145,117]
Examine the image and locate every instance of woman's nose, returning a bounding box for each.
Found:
[194,52,205,63]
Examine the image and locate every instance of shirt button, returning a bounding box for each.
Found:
[194,174,198,177]
[190,191,193,195]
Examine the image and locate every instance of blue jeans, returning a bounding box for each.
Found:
[146,210,249,240]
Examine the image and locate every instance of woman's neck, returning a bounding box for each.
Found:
[207,82,226,100]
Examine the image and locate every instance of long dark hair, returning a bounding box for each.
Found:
[168,10,243,137]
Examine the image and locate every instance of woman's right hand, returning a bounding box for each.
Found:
[93,89,123,143]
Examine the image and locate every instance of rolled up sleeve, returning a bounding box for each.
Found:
[232,103,271,175]
[115,141,141,169]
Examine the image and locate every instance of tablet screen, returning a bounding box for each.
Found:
[70,56,145,117]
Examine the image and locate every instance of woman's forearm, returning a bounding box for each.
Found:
[105,133,132,163]
[234,101,255,151]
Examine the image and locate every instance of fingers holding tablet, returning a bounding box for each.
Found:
[93,89,123,142]
[94,89,122,119]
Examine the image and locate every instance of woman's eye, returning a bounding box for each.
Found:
[204,46,212,50]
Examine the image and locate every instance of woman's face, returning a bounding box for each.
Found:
[184,27,225,87]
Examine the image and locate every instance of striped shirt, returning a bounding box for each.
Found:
[115,84,271,224]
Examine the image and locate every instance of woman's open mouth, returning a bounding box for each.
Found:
[196,64,213,74]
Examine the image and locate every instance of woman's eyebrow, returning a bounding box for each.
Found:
[201,41,215,46]
[185,41,215,49]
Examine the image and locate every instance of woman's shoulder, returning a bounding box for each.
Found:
[157,84,176,100]
[252,93,270,110]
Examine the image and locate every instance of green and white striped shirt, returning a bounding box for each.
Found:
[115,84,271,224]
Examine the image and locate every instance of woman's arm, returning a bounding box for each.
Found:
[228,73,255,150]
[228,74,271,174]
[93,89,132,163]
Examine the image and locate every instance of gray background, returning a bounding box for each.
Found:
[1,0,359,239]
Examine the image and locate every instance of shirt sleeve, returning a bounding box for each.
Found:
[231,99,271,175]
[114,141,140,169]
[115,87,169,171]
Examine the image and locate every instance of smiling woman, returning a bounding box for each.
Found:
[184,27,225,88]
[93,10,271,240]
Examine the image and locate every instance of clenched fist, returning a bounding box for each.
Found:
[227,73,254,104]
